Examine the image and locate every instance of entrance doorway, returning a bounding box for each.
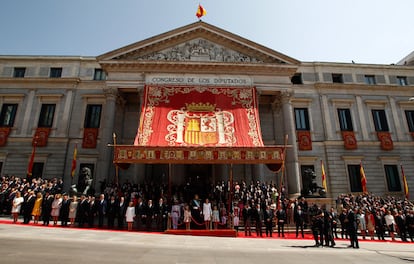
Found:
[186,164,212,199]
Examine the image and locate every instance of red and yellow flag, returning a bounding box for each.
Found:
[27,144,36,177]
[196,4,207,19]
[321,160,327,191]
[71,144,77,178]
[401,164,409,199]
[360,162,368,193]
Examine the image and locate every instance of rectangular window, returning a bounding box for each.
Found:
[384,165,402,192]
[0,104,18,127]
[397,76,408,86]
[364,75,376,85]
[337,108,353,131]
[84,104,102,128]
[332,73,343,83]
[13,67,26,78]
[294,108,310,130]
[405,110,414,132]
[93,69,106,80]
[348,164,363,192]
[49,67,62,78]
[291,73,303,84]
[372,109,389,132]
[38,104,56,128]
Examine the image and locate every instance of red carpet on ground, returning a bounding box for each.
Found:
[0,218,412,244]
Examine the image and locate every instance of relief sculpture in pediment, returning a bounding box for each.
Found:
[137,38,263,63]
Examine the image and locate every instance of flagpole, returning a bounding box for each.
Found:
[113,133,119,186]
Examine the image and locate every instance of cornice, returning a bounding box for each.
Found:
[100,61,298,76]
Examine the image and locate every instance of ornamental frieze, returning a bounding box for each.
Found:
[136,38,264,63]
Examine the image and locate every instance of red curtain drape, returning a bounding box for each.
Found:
[135,85,264,148]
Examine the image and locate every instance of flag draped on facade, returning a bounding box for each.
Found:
[321,160,327,191]
[360,162,368,193]
[196,4,207,19]
[71,144,77,178]
[401,164,410,199]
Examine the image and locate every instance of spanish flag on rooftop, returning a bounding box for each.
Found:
[196,4,207,19]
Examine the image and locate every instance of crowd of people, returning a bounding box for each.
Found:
[1,174,413,246]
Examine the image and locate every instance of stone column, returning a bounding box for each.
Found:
[97,87,117,187]
[281,91,301,197]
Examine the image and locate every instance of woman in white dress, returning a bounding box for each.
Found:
[125,202,136,231]
[11,191,24,223]
[69,195,78,227]
[51,193,62,225]
[203,198,212,230]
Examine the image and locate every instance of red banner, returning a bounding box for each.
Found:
[0,127,11,147]
[135,85,264,148]
[297,130,312,151]
[341,131,357,150]
[377,132,393,151]
[114,145,283,164]
[82,128,99,148]
[33,127,51,147]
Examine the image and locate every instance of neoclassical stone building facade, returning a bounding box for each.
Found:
[0,21,413,198]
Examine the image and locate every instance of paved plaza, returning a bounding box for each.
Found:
[0,220,413,264]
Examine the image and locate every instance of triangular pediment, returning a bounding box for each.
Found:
[98,21,299,65]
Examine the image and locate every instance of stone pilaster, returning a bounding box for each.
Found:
[281,91,301,197]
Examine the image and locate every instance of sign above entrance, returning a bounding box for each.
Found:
[146,74,252,86]
[113,145,284,164]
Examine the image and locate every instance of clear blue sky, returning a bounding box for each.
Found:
[1,0,413,64]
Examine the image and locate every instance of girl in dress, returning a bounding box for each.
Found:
[125,201,136,231]
[366,210,376,240]
[203,198,212,230]
[233,202,240,234]
[11,191,24,223]
[183,204,192,230]
[69,195,78,227]
[51,193,62,225]
[171,200,181,230]
[31,192,43,224]
[212,204,220,229]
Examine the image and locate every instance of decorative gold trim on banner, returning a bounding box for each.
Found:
[113,145,284,165]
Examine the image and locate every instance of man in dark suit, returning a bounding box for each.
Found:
[77,195,89,227]
[253,204,263,237]
[88,196,97,227]
[347,207,359,249]
[242,202,252,236]
[60,193,71,227]
[155,197,169,231]
[41,192,53,226]
[322,204,335,247]
[106,195,117,229]
[22,190,36,224]
[135,197,146,231]
[97,193,107,228]
[264,205,274,237]
[146,199,155,231]
[276,206,287,237]
[294,205,305,238]
[117,196,127,230]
